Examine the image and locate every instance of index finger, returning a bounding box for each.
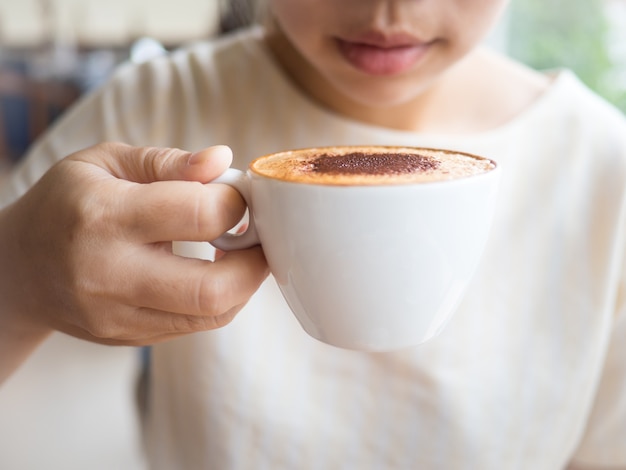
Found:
[120,179,248,243]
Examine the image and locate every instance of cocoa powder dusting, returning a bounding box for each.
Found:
[310,152,439,176]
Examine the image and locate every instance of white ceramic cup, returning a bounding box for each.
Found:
[175,146,500,351]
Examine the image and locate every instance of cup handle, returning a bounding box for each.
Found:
[209,168,260,251]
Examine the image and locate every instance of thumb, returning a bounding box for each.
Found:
[70,142,234,184]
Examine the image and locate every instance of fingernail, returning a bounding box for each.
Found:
[188,151,204,166]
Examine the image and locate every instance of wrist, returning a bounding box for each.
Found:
[0,204,52,383]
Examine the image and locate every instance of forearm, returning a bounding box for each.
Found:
[0,204,52,384]
[0,311,51,385]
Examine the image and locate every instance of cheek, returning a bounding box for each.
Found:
[440,1,506,56]
[459,0,508,41]
[269,0,321,49]
[269,0,321,33]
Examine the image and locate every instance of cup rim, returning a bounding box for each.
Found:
[248,145,498,187]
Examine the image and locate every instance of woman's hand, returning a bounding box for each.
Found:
[0,143,268,381]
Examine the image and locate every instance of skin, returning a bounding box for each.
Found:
[0,143,269,383]
[265,0,550,133]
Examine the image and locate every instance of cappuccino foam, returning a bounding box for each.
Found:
[250,146,496,185]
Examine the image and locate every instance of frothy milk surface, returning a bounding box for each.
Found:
[250,146,496,185]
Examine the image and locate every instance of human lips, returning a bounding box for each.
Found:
[335,32,432,76]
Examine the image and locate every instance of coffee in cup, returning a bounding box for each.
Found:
[250,146,495,185]
[176,146,500,351]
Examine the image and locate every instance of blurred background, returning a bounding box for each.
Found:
[0,0,624,177]
[0,0,254,176]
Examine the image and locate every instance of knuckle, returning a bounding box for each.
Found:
[83,316,119,340]
[174,314,211,333]
[194,272,227,316]
[214,308,240,328]
[142,146,181,182]
[173,309,239,333]
[71,285,127,341]
[187,187,220,236]
[67,187,113,239]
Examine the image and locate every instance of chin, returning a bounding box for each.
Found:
[335,80,427,110]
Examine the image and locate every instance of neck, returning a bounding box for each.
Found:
[264,30,549,135]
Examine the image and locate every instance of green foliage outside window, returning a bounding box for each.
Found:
[507,0,626,113]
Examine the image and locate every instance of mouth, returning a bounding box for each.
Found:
[335,32,433,76]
